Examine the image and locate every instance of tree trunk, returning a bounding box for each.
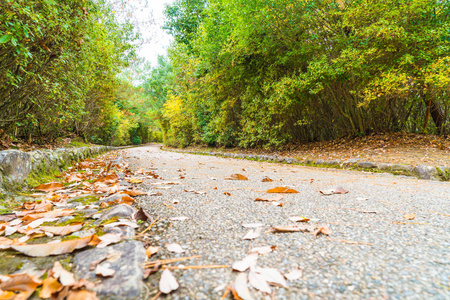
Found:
[429,99,449,134]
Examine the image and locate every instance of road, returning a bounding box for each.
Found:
[120,144,449,300]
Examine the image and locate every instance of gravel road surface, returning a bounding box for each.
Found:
[121,145,449,300]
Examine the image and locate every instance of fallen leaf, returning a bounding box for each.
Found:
[249,269,271,294]
[116,195,135,205]
[0,274,42,300]
[132,207,152,222]
[255,195,284,202]
[242,228,261,240]
[126,178,143,184]
[313,226,332,237]
[320,187,349,195]
[146,246,159,257]
[0,213,16,222]
[34,182,65,192]
[95,263,115,277]
[122,189,147,196]
[224,192,231,196]
[52,261,76,286]
[102,221,139,230]
[89,257,107,271]
[266,187,298,193]
[66,290,99,300]
[273,224,316,233]
[232,254,258,272]
[254,267,288,288]
[248,246,276,255]
[261,176,273,182]
[234,273,253,300]
[159,269,179,294]
[166,243,185,253]
[95,234,121,248]
[22,209,73,221]
[403,213,415,220]
[11,235,93,257]
[39,276,62,298]
[242,223,264,228]
[40,224,83,236]
[284,268,302,281]
[288,216,310,223]
[225,174,248,180]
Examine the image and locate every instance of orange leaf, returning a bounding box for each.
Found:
[225,174,248,180]
[11,235,93,257]
[122,189,146,196]
[66,290,99,300]
[40,223,83,236]
[34,182,64,192]
[116,195,135,205]
[0,274,42,300]
[266,187,298,193]
[39,276,62,298]
[403,213,415,220]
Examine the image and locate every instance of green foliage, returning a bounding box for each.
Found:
[153,0,450,148]
[0,0,137,145]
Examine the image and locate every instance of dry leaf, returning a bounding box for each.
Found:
[242,228,261,240]
[159,269,179,294]
[127,178,143,184]
[34,182,65,192]
[284,268,302,281]
[0,273,42,300]
[122,189,147,196]
[242,223,264,228]
[39,276,62,298]
[11,235,92,257]
[313,226,332,237]
[254,267,288,288]
[95,234,121,248]
[288,216,310,223]
[224,192,231,196]
[52,261,76,286]
[255,195,284,202]
[249,246,276,255]
[132,208,152,222]
[102,221,139,230]
[166,243,185,253]
[261,176,273,182]
[66,290,99,300]
[234,273,253,300]
[116,195,135,205]
[40,224,83,236]
[273,224,315,233]
[95,263,115,277]
[266,187,298,193]
[248,269,271,294]
[22,209,73,221]
[146,246,159,257]
[232,254,258,272]
[403,213,415,220]
[225,174,248,180]
[319,187,349,195]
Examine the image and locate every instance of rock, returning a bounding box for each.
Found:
[277,157,286,163]
[314,159,325,165]
[77,209,98,216]
[357,161,377,169]
[68,194,98,203]
[414,165,439,180]
[58,216,74,224]
[285,158,294,164]
[377,163,391,170]
[71,228,96,238]
[391,164,413,173]
[74,241,146,300]
[343,158,360,165]
[105,226,136,237]
[100,204,137,221]
[0,150,31,183]
[324,160,340,166]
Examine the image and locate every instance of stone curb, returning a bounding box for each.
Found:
[162,147,450,182]
[0,145,120,193]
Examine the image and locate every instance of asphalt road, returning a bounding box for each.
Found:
[121,144,449,300]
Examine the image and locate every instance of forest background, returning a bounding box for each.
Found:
[1,0,449,149]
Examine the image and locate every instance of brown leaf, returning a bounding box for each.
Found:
[261,176,273,182]
[248,269,271,294]
[403,213,416,220]
[255,195,284,202]
[231,254,258,272]
[11,235,93,257]
[224,192,231,196]
[40,224,83,236]
[234,273,253,300]
[126,177,143,184]
[22,209,73,221]
[0,274,42,300]
[225,174,248,180]
[116,195,135,205]
[242,228,261,240]
[266,187,298,193]
[95,234,121,248]
[284,268,302,281]
[319,187,349,195]
[51,261,76,286]
[288,216,310,223]
[159,269,179,294]
[66,290,99,300]
[34,182,65,192]
[94,263,115,277]
[254,267,288,288]
[122,189,147,196]
[39,276,62,298]
[146,246,159,257]
[248,246,276,255]
[0,213,16,222]
[313,226,332,237]
[273,224,316,233]
[132,207,152,222]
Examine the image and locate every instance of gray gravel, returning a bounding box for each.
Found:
[122,145,450,300]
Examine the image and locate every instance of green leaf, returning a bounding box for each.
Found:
[0,34,12,44]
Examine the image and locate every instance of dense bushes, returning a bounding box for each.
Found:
[158,0,450,148]
[0,0,138,146]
